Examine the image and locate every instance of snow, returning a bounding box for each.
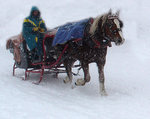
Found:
[0,0,150,119]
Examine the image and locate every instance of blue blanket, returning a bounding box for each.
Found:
[52,18,90,46]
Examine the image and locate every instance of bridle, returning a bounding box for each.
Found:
[91,16,121,48]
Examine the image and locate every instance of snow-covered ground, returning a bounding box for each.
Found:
[0,0,150,119]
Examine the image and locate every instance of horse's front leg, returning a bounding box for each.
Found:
[63,60,77,89]
[97,63,107,96]
[75,62,90,86]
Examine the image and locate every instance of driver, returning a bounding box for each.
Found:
[22,6,47,62]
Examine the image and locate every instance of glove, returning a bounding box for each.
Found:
[39,28,45,33]
[33,27,39,32]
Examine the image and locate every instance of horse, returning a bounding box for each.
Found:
[45,10,125,95]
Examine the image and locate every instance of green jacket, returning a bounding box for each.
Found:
[22,6,47,51]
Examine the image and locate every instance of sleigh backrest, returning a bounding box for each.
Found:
[6,34,24,63]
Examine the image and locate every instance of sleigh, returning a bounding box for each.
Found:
[6,30,81,84]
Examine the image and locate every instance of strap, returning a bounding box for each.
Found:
[24,19,44,27]
[24,19,37,27]
[39,20,45,26]
[90,18,94,24]
[35,37,38,42]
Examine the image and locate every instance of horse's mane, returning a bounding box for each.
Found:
[90,13,109,35]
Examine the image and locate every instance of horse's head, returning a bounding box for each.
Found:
[104,10,125,46]
[90,10,125,47]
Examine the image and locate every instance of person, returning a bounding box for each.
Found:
[22,6,47,62]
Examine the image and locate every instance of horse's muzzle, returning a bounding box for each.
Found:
[115,38,125,46]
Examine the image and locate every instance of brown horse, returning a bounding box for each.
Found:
[6,10,124,95]
[50,10,125,95]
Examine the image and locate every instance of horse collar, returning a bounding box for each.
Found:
[93,38,112,48]
[102,33,112,47]
[92,32,112,48]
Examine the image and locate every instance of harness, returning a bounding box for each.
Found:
[85,18,112,48]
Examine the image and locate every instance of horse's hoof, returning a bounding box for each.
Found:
[86,76,91,83]
[71,84,76,89]
[75,79,85,86]
[100,90,108,96]
[63,79,69,84]
[63,79,67,84]
[63,77,71,84]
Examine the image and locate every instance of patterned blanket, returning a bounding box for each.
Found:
[52,18,90,46]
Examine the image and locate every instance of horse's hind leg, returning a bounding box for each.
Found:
[97,63,107,96]
[75,62,90,86]
[63,60,73,84]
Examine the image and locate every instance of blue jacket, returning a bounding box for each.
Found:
[22,6,47,51]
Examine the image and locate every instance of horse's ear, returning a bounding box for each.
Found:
[108,9,112,15]
[116,10,120,17]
